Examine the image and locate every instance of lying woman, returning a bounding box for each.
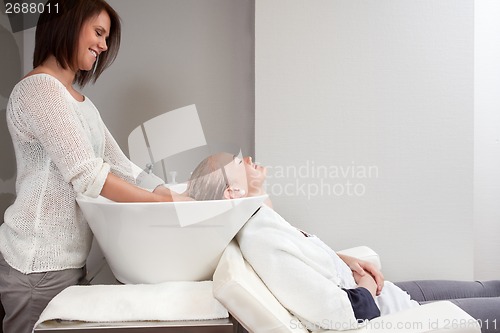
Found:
[186,152,500,332]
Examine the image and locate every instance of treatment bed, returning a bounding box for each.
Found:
[34,241,480,333]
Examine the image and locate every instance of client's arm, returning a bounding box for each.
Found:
[342,272,380,322]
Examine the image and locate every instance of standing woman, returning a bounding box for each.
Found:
[0,1,177,332]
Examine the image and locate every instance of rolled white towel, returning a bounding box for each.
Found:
[35,281,228,327]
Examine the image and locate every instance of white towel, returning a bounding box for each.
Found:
[35,281,228,327]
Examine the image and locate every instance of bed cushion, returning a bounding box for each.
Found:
[213,241,480,333]
[213,240,308,333]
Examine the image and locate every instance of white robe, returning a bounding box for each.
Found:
[236,205,418,331]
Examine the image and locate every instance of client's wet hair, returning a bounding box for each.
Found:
[186,153,233,201]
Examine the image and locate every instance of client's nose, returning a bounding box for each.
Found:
[244,156,253,164]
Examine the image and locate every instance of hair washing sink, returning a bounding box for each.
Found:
[76,193,267,284]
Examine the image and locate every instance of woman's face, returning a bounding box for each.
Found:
[76,10,110,71]
[222,154,267,198]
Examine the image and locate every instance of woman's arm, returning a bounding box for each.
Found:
[100,174,193,202]
[100,173,172,202]
[152,183,193,201]
[20,77,112,197]
[101,121,166,189]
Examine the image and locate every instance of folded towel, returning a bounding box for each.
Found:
[35,281,228,326]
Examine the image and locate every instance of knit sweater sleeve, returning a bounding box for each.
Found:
[12,75,109,197]
[101,123,164,191]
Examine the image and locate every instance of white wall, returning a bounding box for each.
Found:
[256,0,475,281]
[474,0,500,280]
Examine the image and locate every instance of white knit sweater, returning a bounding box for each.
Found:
[1,74,163,274]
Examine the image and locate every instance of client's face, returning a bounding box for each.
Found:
[242,156,267,195]
[221,154,267,197]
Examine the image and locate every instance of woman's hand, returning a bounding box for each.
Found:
[153,185,194,202]
[338,253,385,295]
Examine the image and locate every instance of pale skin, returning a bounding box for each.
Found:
[25,10,184,203]
[216,152,384,298]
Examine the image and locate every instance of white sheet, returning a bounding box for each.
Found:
[35,281,228,327]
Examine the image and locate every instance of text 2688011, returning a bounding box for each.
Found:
[4,2,59,15]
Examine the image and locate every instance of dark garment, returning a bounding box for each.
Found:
[342,287,380,321]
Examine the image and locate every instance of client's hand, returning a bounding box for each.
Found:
[338,254,385,296]
[353,270,378,298]
[356,259,384,296]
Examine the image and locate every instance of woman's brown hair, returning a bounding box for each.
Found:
[33,0,121,87]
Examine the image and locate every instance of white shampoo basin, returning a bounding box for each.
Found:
[76,194,267,284]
